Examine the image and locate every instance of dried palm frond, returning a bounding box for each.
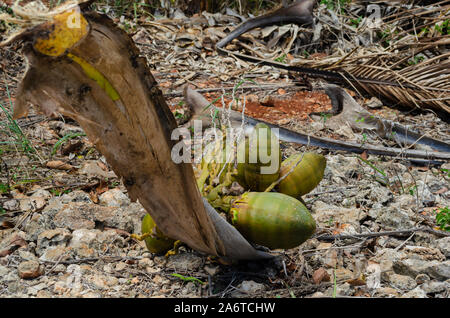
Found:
[237,0,450,115]
[313,1,450,115]
[325,39,450,114]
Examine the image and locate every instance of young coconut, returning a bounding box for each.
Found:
[230,192,316,250]
[139,213,176,254]
[277,152,326,198]
[236,123,281,192]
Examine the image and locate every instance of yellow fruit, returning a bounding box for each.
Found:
[141,214,175,254]
[277,152,326,198]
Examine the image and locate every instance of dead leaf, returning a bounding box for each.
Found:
[0,235,28,257]
[46,160,73,171]
[89,190,99,204]
[95,180,109,195]
[347,276,366,286]
[97,161,109,172]
[61,140,83,155]
[312,268,330,284]
[0,219,15,230]
[434,187,448,195]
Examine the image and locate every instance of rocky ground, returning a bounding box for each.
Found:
[0,119,448,298]
[1,4,449,298]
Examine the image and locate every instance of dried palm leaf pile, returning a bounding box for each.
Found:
[218,0,450,116]
[318,0,450,115]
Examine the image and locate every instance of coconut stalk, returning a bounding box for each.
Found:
[2,1,272,261]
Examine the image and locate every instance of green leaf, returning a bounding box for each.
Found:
[436,207,450,232]
[170,273,205,285]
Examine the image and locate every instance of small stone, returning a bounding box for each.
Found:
[436,237,450,257]
[335,282,352,296]
[332,268,354,281]
[420,281,449,294]
[69,229,98,248]
[53,281,67,294]
[322,249,338,268]
[31,189,52,200]
[374,287,399,298]
[39,246,72,262]
[79,161,117,179]
[18,250,38,262]
[87,274,118,290]
[415,274,431,285]
[58,190,93,204]
[425,260,450,280]
[401,287,427,298]
[36,290,53,298]
[403,245,445,261]
[52,264,66,274]
[3,271,19,283]
[166,253,203,271]
[99,189,130,207]
[103,263,114,274]
[27,282,47,295]
[365,263,382,289]
[0,265,9,277]
[385,273,417,291]
[18,260,44,279]
[233,280,266,297]
[365,97,383,109]
[3,199,19,211]
[137,258,153,270]
[115,262,127,271]
[204,265,220,276]
[33,283,48,291]
[81,291,101,298]
[311,201,365,228]
[36,228,72,255]
[309,292,326,298]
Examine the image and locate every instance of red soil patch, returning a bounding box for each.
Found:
[204,90,333,125]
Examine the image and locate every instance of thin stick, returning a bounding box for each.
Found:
[39,256,143,265]
[394,232,416,252]
[164,83,302,97]
[315,227,450,241]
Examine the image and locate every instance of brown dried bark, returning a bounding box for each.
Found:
[13,11,226,257]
